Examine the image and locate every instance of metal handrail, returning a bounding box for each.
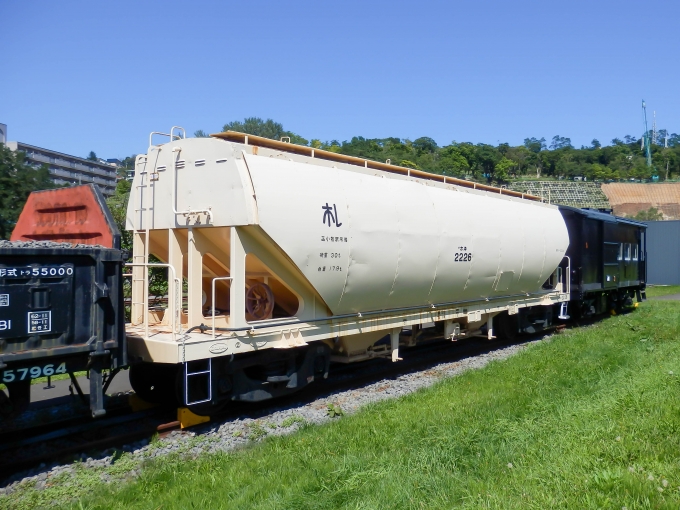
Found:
[211,276,233,339]
[170,126,186,143]
[126,263,181,341]
[149,128,184,149]
[563,255,571,295]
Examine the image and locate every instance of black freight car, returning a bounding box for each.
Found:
[0,185,126,417]
[558,206,646,317]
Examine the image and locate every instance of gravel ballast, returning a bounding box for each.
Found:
[0,336,549,503]
[0,240,107,249]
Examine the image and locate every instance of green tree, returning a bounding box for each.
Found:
[549,136,573,150]
[106,178,132,252]
[222,117,308,146]
[0,144,56,239]
[194,130,209,138]
[523,137,546,153]
[437,145,471,177]
[87,151,98,161]
[412,137,438,155]
[505,145,532,175]
[633,207,663,221]
[400,160,421,170]
[223,118,286,140]
[494,157,514,182]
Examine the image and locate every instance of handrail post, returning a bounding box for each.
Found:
[125,263,179,341]
[212,276,233,339]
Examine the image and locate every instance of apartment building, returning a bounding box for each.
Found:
[5,141,118,196]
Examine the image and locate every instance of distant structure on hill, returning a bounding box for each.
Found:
[1,121,119,197]
[601,183,680,220]
[508,181,611,210]
[6,141,118,197]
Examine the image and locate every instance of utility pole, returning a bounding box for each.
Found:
[641,100,653,168]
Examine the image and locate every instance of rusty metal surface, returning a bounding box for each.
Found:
[11,184,120,249]
[601,183,680,220]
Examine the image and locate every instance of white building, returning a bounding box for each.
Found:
[4,139,118,197]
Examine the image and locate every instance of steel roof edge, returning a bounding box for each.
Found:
[558,205,648,227]
[210,131,543,202]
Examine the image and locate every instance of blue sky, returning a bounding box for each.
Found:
[1,0,678,159]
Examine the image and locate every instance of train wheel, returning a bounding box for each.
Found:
[5,379,31,414]
[0,388,11,416]
[129,363,180,405]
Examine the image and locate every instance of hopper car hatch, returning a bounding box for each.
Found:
[1,184,126,418]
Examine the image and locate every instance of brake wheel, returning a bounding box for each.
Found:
[246,282,275,320]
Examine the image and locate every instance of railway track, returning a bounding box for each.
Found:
[0,331,548,481]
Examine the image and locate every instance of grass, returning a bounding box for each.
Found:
[6,300,680,509]
[645,285,680,298]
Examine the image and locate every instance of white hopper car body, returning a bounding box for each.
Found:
[125,128,570,411]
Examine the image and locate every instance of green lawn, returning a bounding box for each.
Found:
[645,285,680,298]
[8,300,680,509]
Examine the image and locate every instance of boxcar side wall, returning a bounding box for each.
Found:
[559,206,646,309]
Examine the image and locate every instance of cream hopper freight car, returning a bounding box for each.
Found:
[125,128,570,413]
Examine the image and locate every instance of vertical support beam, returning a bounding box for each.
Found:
[230,226,247,328]
[167,228,183,332]
[444,320,460,341]
[187,227,204,328]
[487,314,495,340]
[391,327,402,362]
[131,232,146,325]
[408,324,419,346]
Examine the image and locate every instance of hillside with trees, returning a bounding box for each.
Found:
[2,117,678,238]
[200,118,680,184]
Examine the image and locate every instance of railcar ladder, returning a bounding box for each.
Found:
[558,302,570,320]
[185,359,212,405]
